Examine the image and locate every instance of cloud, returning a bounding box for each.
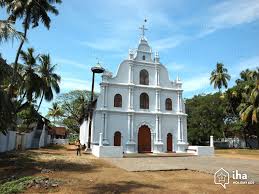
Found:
[54,57,90,70]
[61,78,92,91]
[230,55,259,78]
[151,35,188,51]
[183,73,210,92]
[167,62,185,71]
[200,0,259,36]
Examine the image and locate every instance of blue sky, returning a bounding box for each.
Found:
[1,0,259,116]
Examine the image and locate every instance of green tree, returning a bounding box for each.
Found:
[186,93,226,145]
[47,102,62,125]
[37,54,61,111]
[239,69,259,147]
[210,62,231,92]
[19,48,42,102]
[0,20,23,43]
[1,0,62,69]
[56,90,96,133]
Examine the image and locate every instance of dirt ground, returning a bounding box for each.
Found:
[0,145,258,194]
[215,149,259,160]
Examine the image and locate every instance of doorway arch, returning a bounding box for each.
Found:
[167,133,173,152]
[138,125,151,153]
[114,131,121,146]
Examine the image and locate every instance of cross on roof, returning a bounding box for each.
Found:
[139,19,148,37]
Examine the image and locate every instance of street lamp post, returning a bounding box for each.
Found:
[87,62,105,150]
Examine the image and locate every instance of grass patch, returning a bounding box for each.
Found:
[0,176,41,194]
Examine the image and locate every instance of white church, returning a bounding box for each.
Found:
[80,24,189,154]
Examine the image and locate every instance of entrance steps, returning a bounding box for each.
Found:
[124,152,196,158]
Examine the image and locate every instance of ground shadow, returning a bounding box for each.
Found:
[88,181,162,193]
[0,150,99,183]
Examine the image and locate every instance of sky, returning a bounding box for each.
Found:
[1,0,259,116]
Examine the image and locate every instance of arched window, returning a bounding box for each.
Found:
[142,55,146,60]
[114,131,121,146]
[165,98,172,110]
[114,94,122,107]
[140,93,149,109]
[140,69,149,85]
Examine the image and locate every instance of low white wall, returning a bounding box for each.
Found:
[187,146,214,156]
[0,133,8,152]
[92,145,123,158]
[52,138,69,145]
[0,131,16,152]
[22,129,35,149]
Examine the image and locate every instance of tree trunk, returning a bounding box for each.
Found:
[37,92,45,112]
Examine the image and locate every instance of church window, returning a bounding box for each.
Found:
[165,98,172,110]
[140,69,149,85]
[140,93,149,109]
[142,55,146,60]
[114,94,122,107]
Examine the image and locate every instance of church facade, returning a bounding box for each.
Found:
[80,31,189,153]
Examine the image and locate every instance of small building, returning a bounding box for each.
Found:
[49,127,68,139]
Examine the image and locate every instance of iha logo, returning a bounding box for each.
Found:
[214,168,229,189]
[214,168,253,188]
[232,170,247,180]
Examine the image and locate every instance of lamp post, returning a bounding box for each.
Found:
[87,62,105,150]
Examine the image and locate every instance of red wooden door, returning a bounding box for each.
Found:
[167,133,172,152]
[138,125,151,153]
[114,131,121,146]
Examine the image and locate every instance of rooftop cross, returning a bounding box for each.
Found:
[139,19,148,37]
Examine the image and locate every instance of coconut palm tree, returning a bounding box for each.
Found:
[210,63,231,92]
[37,54,61,111]
[47,102,62,125]
[1,0,61,69]
[19,48,42,102]
[0,20,23,43]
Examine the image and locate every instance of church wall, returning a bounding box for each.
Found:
[161,115,178,152]
[106,85,129,111]
[132,63,156,86]
[160,90,178,112]
[108,61,129,84]
[133,88,156,112]
[106,112,128,148]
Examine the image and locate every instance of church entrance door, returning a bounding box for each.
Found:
[167,133,173,152]
[114,131,121,146]
[138,125,151,153]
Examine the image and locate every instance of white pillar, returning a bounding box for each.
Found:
[177,91,182,113]
[155,115,159,142]
[131,114,134,142]
[128,114,132,141]
[158,115,162,141]
[99,133,103,146]
[102,85,106,108]
[128,63,133,84]
[181,118,184,142]
[155,89,160,112]
[155,66,160,86]
[128,87,133,110]
[104,113,108,141]
[105,85,108,108]
[177,116,181,142]
[210,136,214,147]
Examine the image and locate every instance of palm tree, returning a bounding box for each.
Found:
[47,102,62,125]
[19,48,42,102]
[37,54,61,111]
[210,63,231,92]
[239,71,259,147]
[0,20,23,43]
[1,0,61,70]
